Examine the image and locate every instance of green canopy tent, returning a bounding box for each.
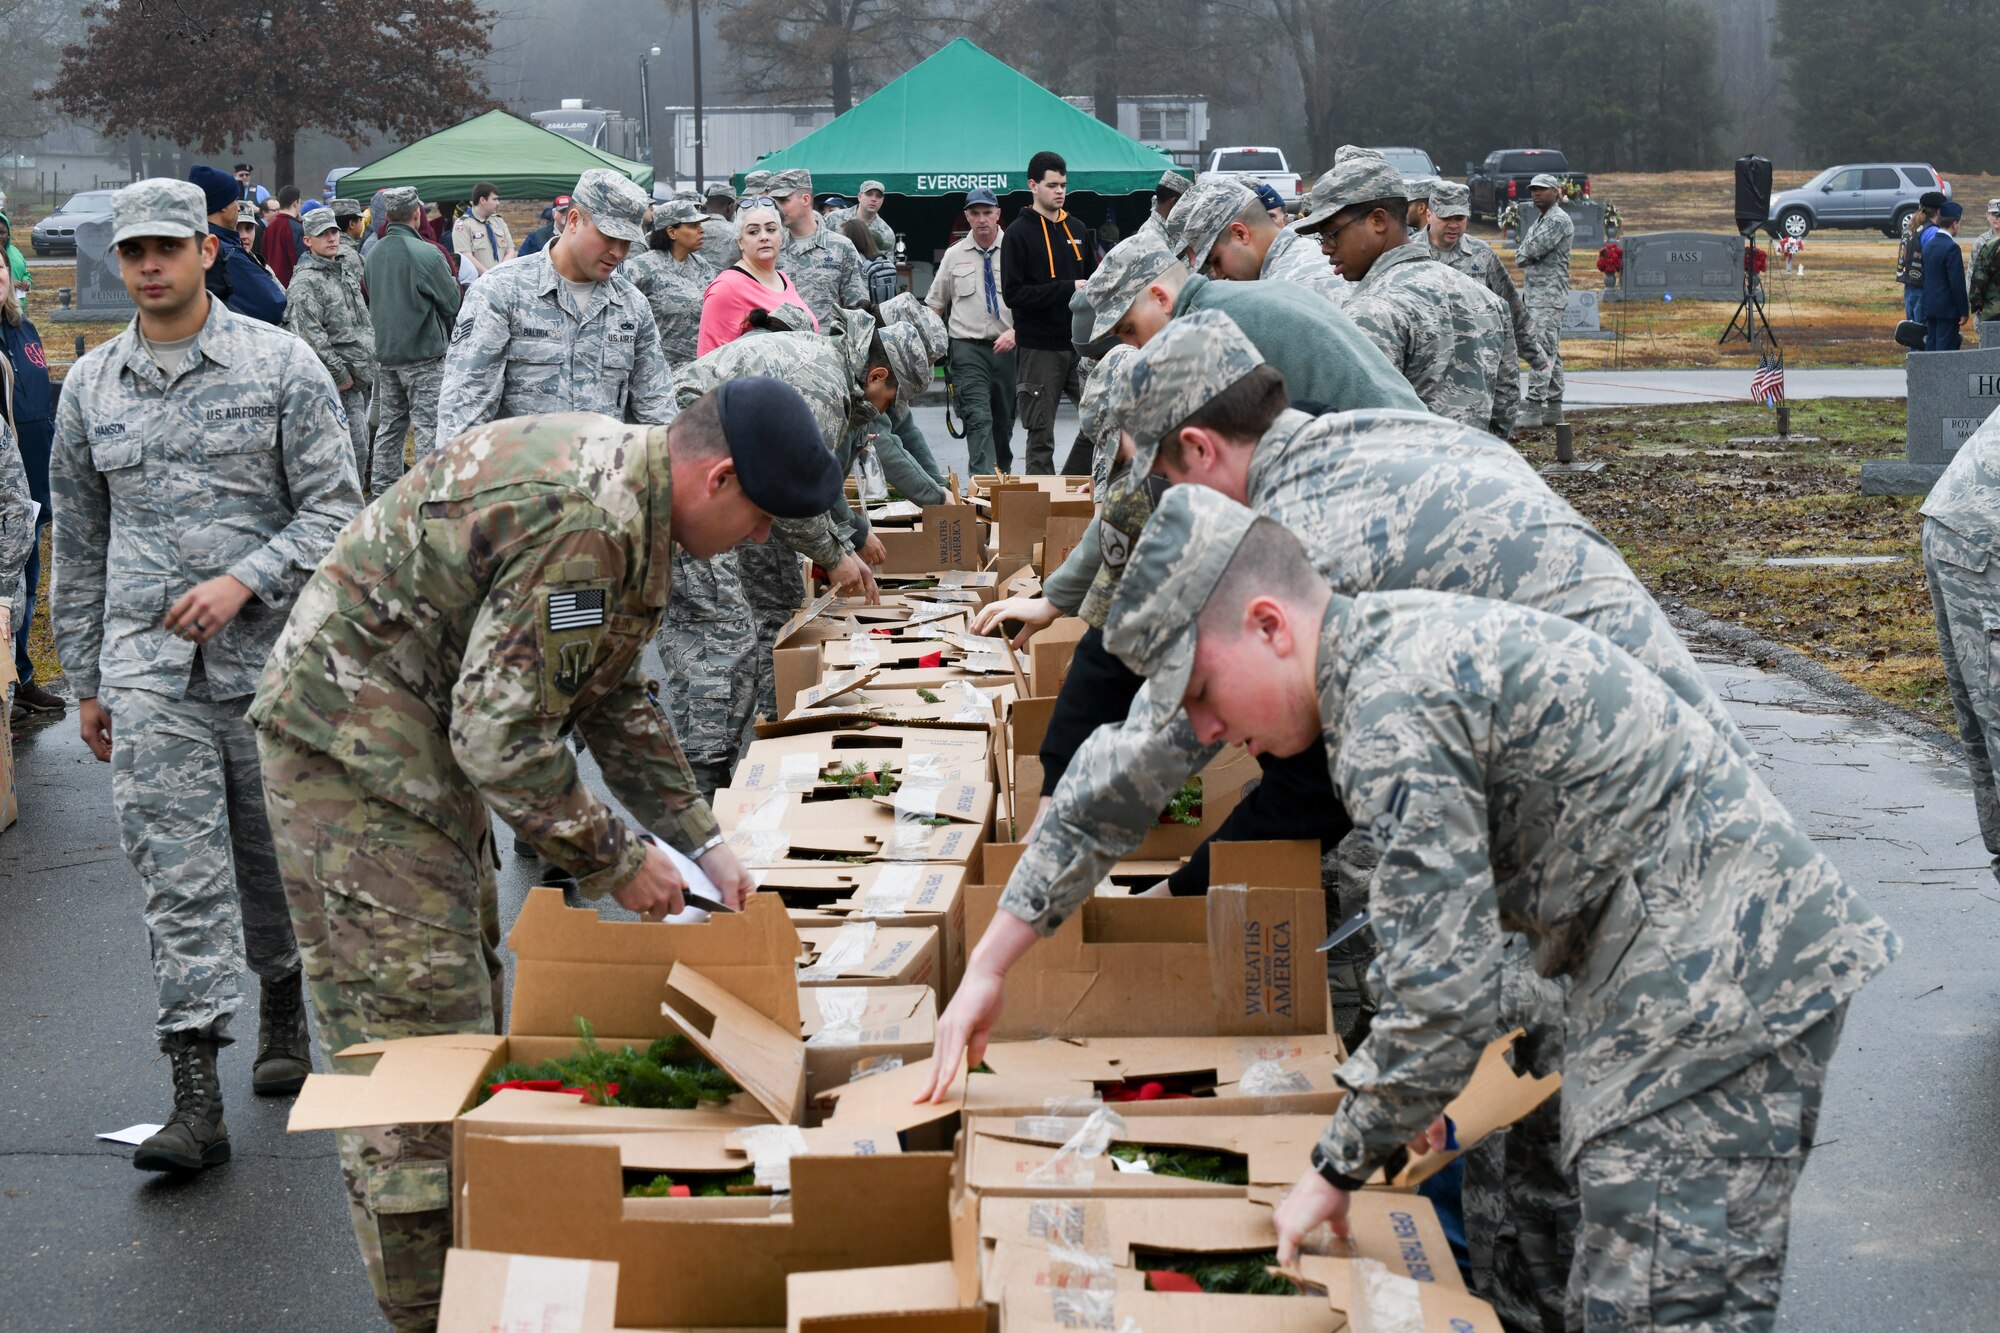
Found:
[340,109,654,203]
[739,40,1177,262]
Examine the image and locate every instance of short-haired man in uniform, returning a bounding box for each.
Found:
[926,187,1017,475]
[251,384,837,1330]
[825,179,894,255]
[285,207,377,488]
[699,181,741,269]
[189,164,286,325]
[1517,172,1574,426]
[1099,481,1895,1330]
[52,178,361,1174]
[364,186,461,494]
[1175,175,1350,308]
[435,168,675,445]
[1425,180,1539,402]
[1294,148,1518,437]
[1135,169,1191,248]
[770,168,868,328]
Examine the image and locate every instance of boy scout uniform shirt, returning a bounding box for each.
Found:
[927,234,1013,341]
[433,245,677,447]
[1001,408,1751,932]
[248,412,719,896]
[1307,589,1897,1176]
[50,296,362,702]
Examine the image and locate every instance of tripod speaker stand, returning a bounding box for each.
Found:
[1721,232,1778,347]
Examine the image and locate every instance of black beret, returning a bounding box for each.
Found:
[1920,190,1946,210]
[714,376,842,519]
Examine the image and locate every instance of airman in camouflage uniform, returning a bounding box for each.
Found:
[623,199,718,370]
[1920,410,2000,879]
[824,177,896,255]
[1135,169,1193,250]
[251,394,837,1329]
[1293,149,1517,436]
[1517,173,1574,425]
[286,207,378,487]
[699,182,742,270]
[51,179,361,1172]
[661,311,885,782]
[434,168,676,446]
[1105,482,1897,1332]
[770,168,868,327]
[1175,176,1350,308]
[1426,180,1543,388]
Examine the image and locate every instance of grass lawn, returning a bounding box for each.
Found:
[1513,399,1953,730]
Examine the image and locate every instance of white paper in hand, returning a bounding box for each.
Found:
[643,834,725,922]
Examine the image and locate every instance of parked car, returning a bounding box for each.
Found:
[1205,145,1302,199]
[30,189,118,257]
[1767,163,1950,239]
[1368,147,1440,187]
[323,167,360,202]
[1466,149,1588,223]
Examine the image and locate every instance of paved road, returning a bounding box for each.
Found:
[1562,367,1907,407]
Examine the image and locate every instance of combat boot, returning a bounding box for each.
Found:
[134,1030,230,1172]
[1543,397,1564,426]
[252,969,312,1096]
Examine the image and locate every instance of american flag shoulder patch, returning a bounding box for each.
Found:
[547,587,607,632]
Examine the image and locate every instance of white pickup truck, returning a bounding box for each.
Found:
[1205,145,1303,202]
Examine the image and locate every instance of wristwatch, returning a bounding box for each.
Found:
[1309,1142,1369,1193]
[686,831,726,861]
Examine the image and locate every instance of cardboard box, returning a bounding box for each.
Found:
[736,722,993,793]
[1038,501,1095,580]
[1003,1288,1340,1333]
[724,821,986,870]
[714,781,994,837]
[437,1249,619,1333]
[963,1113,1324,1198]
[785,1166,985,1333]
[797,922,940,991]
[1025,616,1087,698]
[786,683,1017,727]
[875,504,988,573]
[965,842,1331,1040]
[457,1132,955,1329]
[1300,1255,1505,1332]
[758,861,970,996]
[978,1190,1467,1296]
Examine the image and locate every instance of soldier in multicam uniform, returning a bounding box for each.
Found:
[823,178,896,256]
[769,168,868,328]
[435,168,675,446]
[363,186,460,495]
[285,207,377,488]
[1964,198,2000,323]
[660,309,892,788]
[1097,482,1896,1330]
[699,181,741,270]
[1425,180,1541,403]
[250,386,836,1330]
[1175,175,1350,308]
[1920,410,2000,882]
[1292,148,1518,436]
[921,313,1752,1323]
[623,198,717,371]
[50,179,361,1173]
[1517,171,1574,426]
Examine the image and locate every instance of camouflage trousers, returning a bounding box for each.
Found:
[659,547,762,796]
[1922,519,2000,861]
[372,357,444,496]
[1524,301,1566,408]
[256,729,503,1333]
[1568,1003,1846,1332]
[1465,942,1577,1333]
[739,532,809,721]
[338,384,372,497]
[102,664,298,1039]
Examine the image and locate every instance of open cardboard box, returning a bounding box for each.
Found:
[437,1249,620,1333]
[724,821,985,869]
[714,780,993,839]
[1024,616,1087,698]
[785,1160,985,1333]
[873,503,989,574]
[735,722,993,793]
[963,1112,1324,1199]
[786,682,1017,727]
[965,842,1331,1040]
[457,1132,955,1329]
[796,922,940,991]
[759,861,969,996]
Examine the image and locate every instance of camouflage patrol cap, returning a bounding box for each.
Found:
[301,207,341,236]
[236,200,260,224]
[758,302,818,334]
[1159,169,1193,197]
[382,186,421,218]
[1116,308,1266,477]
[1528,172,1561,191]
[1429,181,1471,219]
[1162,188,1200,258]
[876,292,948,407]
[658,199,706,228]
[110,178,209,248]
[1292,148,1407,234]
[706,181,738,202]
[571,167,649,243]
[1102,483,1263,724]
[1078,470,1168,628]
[1079,343,1137,456]
[743,170,773,195]
[1408,176,1442,201]
[1176,178,1260,271]
[767,168,813,199]
[330,196,364,219]
[1083,229,1176,341]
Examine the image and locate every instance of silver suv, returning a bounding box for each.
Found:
[1769,163,1949,239]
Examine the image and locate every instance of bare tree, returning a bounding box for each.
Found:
[683,0,949,111]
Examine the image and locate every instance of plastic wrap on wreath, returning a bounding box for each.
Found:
[1345,1258,1427,1333]
[737,1124,811,1192]
[847,630,883,669]
[856,863,925,917]
[776,750,822,793]
[804,986,871,1047]
[856,441,890,503]
[728,830,791,865]
[1023,1107,1127,1189]
[801,921,877,981]
[949,680,993,722]
[847,1053,904,1082]
[1237,1059,1314,1097]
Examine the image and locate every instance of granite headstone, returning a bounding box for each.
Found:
[1505,199,1604,250]
[50,214,136,322]
[1561,289,1614,340]
[1609,231,1742,302]
[1979,320,2000,349]
[1861,347,2000,495]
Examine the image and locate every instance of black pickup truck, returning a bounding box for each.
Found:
[1466,148,1590,223]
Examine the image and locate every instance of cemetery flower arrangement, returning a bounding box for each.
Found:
[1602,200,1622,236]
[1746,246,1768,275]
[1778,235,1804,260]
[479,1017,740,1109]
[1596,243,1624,275]
[1498,202,1521,232]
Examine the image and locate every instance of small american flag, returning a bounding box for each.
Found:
[1751,352,1785,406]
[547,588,606,631]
